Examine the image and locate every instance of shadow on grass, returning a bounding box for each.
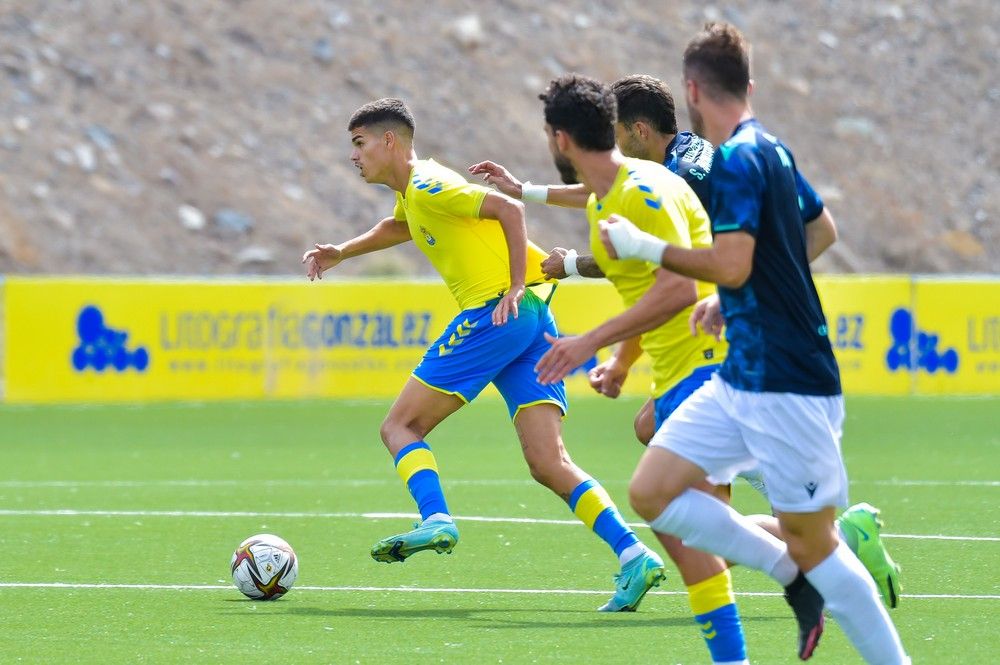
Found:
[222,602,787,629]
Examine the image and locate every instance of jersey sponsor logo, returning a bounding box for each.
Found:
[72,305,150,373]
[886,307,959,374]
[419,226,437,246]
[804,481,818,498]
[703,349,714,360]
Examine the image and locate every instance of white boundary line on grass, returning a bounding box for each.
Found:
[0,509,997,542]
[0,582,997,601]
[0,478,997,488]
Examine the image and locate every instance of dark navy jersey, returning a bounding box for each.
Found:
[664,131,714,206]
[708,118,840,395]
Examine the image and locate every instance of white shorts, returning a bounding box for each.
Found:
[650,373,848,513]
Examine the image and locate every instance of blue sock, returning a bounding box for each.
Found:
[568,479,640,556]
[689,571,748,663]
[393,441,448,520]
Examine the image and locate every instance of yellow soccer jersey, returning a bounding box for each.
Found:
[587,157,727,397]
[393,159,550,311]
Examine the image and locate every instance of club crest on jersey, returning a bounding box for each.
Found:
[419,226,436,246]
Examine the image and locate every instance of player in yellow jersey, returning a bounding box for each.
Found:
[520,74,750,664]
[302,98,665,612]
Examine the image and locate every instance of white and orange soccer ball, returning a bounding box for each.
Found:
[230,534,299,600]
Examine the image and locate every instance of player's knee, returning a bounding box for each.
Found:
[379,414,427,448]
[628,476,666,521]
[523,454,562,490]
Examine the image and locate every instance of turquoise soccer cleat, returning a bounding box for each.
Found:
[370,519,459,563]
[597,550,666,612]
[838,502,902,608]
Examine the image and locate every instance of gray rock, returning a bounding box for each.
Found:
[312,37,334,64]
[212,208,255,235]
[448,15,484,50]
[86,125,115,151]
[236,246,275,265]
[178,204,206,230]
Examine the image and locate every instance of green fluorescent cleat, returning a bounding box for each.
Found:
[597,550,666,612]
[371,519,459,563]
[838,502,902,608]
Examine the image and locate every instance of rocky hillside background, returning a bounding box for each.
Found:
[0,0,996,278]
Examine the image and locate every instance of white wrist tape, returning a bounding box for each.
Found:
[605,219,668,264]
[521,182,548,204]
[563,249,579,277]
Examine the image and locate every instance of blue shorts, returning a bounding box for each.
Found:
[413,289,568,419]
[653,363,721,430]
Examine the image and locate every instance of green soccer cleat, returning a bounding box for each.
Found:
[370,519,459,563]
[597,550,666,612]
[838,502,902,608]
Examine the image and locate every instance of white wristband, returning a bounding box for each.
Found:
[521,182,548,204]
[563,249,579,277]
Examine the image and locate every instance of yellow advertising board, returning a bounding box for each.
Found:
[4,276,998,403]
[910,278,1000,394]
[4,277,460,403]
[813,275,913,395]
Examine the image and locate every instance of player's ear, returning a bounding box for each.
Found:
[685,78,699,104]
[382,129,394,149]
[746,79,755,96]
[554,129,570,152]
[636,121,650,140]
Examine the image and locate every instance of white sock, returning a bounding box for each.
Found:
[805,542,909,664]
[618,542,647,565]
[423,512,453,524]
[649,488,798,585]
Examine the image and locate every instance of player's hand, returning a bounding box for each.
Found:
[492,284,524,326]
[588,357,628,398]
[468,160,523,199]
[541,247,569,280]
[535,332,598,385]
[689,293,725,341]
[599,214,667,263]
[302,243,344,281]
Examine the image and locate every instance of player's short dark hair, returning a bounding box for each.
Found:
[539,74,616,151]
[612,75,678,135]
[682,22,751,100]
[348,98,415,137]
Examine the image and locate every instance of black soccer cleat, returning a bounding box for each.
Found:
[784,572,825,660]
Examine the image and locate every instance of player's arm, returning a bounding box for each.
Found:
[541,247,606,279]
[588,335,643,398]
[302,216,411,281]
[479,191,527,325]
[535,268,697,384]
[804,207,837,262]
[601,215,754,288]
[468,160,590,209]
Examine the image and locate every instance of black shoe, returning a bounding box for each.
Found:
[784,572,825,660]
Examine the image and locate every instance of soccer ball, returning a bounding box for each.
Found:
[230,533,299,600]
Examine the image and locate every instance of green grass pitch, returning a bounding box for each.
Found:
[0,395,997,663]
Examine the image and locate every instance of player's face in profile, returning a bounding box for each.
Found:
[614,122,644,160]
[349,126,388,183]
[546,126,578,185]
